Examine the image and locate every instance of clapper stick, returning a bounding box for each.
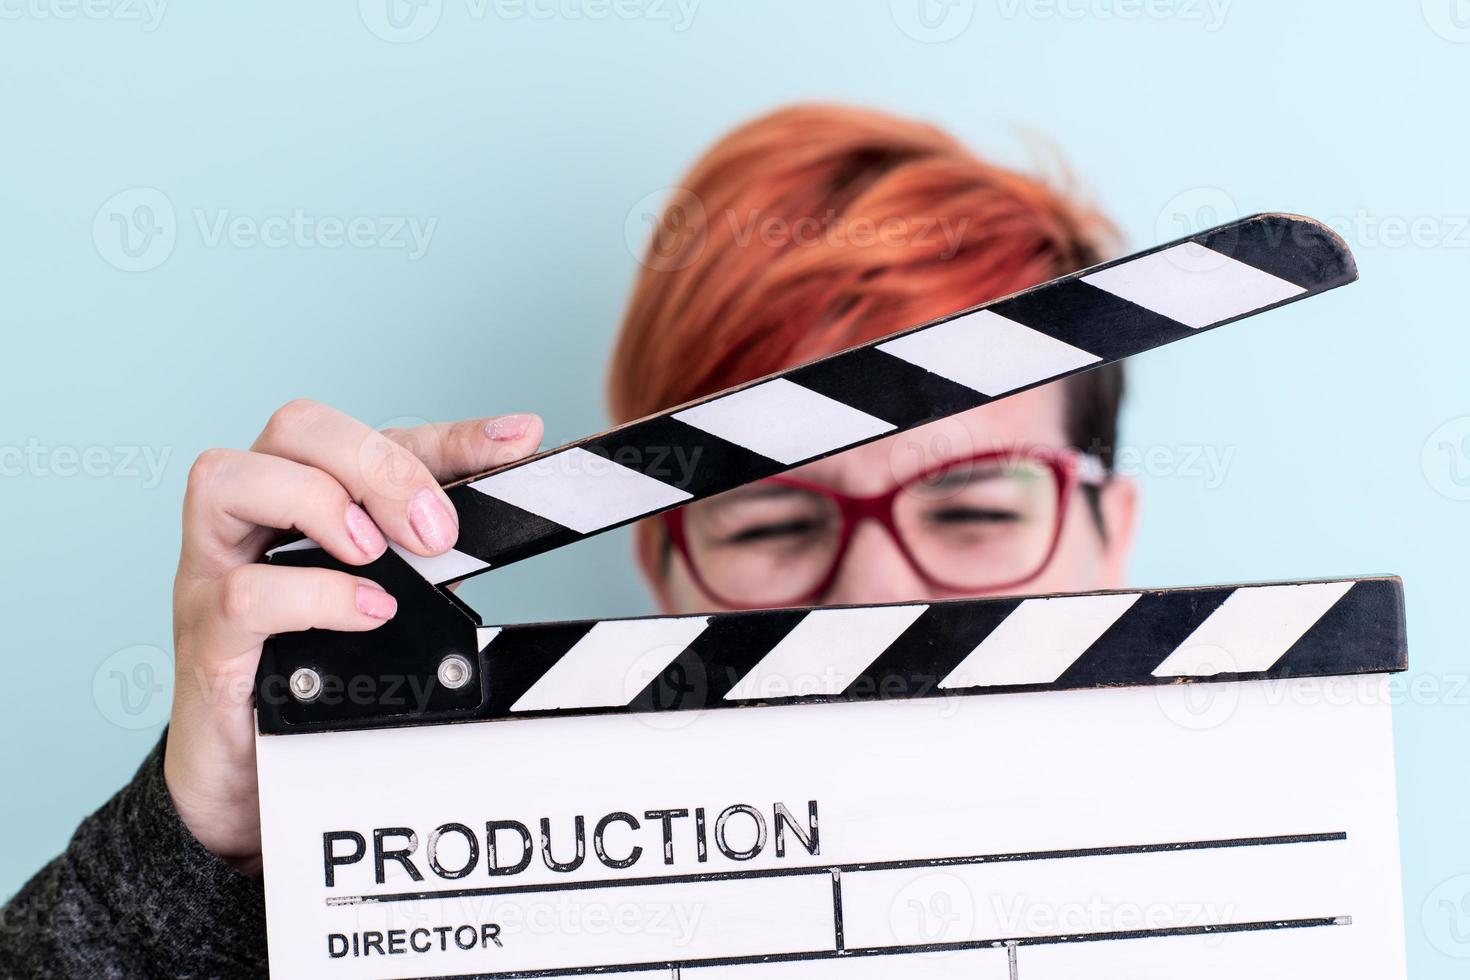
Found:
[258,213,1358,733]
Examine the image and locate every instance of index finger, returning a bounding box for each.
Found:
[381,413,544,482]
[251,399,457,557]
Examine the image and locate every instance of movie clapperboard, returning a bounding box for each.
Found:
[254,214,1409,979]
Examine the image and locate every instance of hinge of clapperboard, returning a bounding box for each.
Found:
[255,213,1406,735]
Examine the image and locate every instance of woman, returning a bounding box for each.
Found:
[0,104,1135,976]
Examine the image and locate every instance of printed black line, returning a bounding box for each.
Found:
[413,915,1350,980]
[328,831,1345,907]
[831,869,845,952]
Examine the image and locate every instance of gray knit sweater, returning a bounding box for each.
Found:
[0,736,268,978]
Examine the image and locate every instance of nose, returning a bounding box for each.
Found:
[821,519,934,606]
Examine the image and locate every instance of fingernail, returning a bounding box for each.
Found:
[485,413,535,441]
[345,502,387,559]
[356,584,397,620]
[408,487,457,552]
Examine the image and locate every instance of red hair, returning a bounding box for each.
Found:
[607,104,1120,572]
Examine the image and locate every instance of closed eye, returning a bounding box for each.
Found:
[923,507,1021,526]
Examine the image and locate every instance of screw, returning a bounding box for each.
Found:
[289,667,323,703]
[438,654,472,690]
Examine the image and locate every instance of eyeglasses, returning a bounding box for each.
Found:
[661,446,1107,610]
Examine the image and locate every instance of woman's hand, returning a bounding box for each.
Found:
[163,400,542,873]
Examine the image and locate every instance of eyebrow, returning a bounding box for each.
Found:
[705,482,817,506]
[915,461,1006,490]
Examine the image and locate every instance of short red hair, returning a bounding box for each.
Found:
[607,104,1121,571]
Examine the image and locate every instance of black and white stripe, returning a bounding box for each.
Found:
[257,577,1403,732]
[487,577,1401,720]
[265,213,1356,585]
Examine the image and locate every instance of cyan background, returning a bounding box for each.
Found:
[1,0,1467,972]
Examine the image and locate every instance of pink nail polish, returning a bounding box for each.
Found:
[485,414,534,441]
[408,487,457,552]
[356,585,397,620]
[345,502,387,559]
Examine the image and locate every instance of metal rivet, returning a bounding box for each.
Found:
[289,667,323,703]
[438,654,472,690]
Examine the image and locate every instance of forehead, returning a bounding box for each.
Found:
[782,381,1070,496]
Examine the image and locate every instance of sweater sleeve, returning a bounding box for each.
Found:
[0,732,268,979]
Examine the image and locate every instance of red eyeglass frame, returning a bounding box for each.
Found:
[660,445,1107,610]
